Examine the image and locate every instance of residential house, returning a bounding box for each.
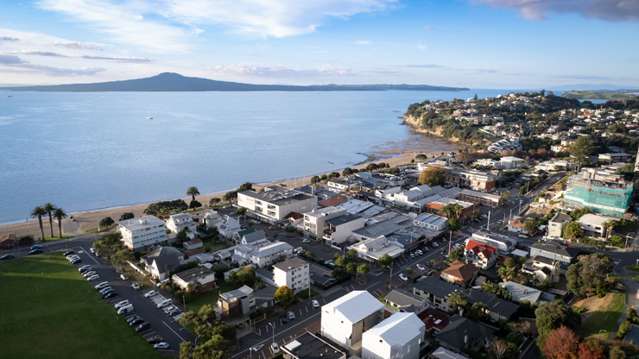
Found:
[464,239,497,269]
[384,289,425,313]
[165,213,197,236]
[171,266,216,292]
[237,186,317,222]
[217,285,255,318]
[142,246,184,281]
[249,241,294,268]
[303,206,345,238]
[522,256,560,282]
[273,257,310,294]
[547,212,572,240]
[466,288,519,322]
[530,241,578,266]
[362,312,425,359]
[321,290,385,353]
[119,215,168,251]
[440,261,479,287]
[434,316,495,355]
[500,281,544,305]
[412,276,460,312]
[204,210,242,239]
[183,238,205,255]
[578,213,615,238]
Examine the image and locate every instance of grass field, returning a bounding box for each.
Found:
[573,292,626,340]
[0,253,159,359]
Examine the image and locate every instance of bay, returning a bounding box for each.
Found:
[0,89,503,223]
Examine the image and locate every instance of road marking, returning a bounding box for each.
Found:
[81,246,100,265]
[163,321,186,341]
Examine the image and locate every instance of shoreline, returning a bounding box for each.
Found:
[0,145,456,239]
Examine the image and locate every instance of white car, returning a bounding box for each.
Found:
[95,281,110,289]
[131,283,141,290]
[399,273,408,281]
[432,242,439,247]
[416,250,424,255]
[416,264,426,271]
[312,299,320,308]
[117,304,134,315]
[251,344,264,352]
[86,274,100,281]
[120,274,127,281]
[114,300,130,309]
[157,299,173,309]
[144,290,157,298]
[153,342,170,350]
[89,247,95,254]
[270,342,280,354]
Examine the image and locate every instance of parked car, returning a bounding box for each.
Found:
[117,304,134,315]
[99,287,113,295]
[270,342,280,354]
[399,273,408,281]
[153,342,170,350]
[135,322,151,333]
[416,249,424,255]
[125,314,142,324]
[89,247,95,254]
[128,318,145,327]
[102,291,117,299]
[131,282,141,290]
[157,299,173,309]
[0,254,15,260]
[144,290,157,298]
[144,333,163,344]
[287,311,296,320]
[86,274,100,281]
[30,245,43,251]
[70,257,82,265]
[95,281,110,290]
[27,249,42,255]
[79,265,92,273]
[114,299,130,309]
[416,263,426,271]
[62,250,74,256]
[119,274,127,281]
[431,242,439,248]
[251,344,264,352]
[83,271,97,278]
[312,299,320,308]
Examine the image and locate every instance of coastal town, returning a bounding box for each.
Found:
[3,91,639,359]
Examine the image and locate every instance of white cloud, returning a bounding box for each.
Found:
[38,0,191,52]
[209,64,353,78]
[164,0,395,38]
[354,40,372,45]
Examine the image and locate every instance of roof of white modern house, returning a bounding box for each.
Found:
[323,290,383,323]
[273,257,307,271]
[119,215,164,230]
[578,213,615,227]
[253,241,293,257]
[364,312,424,346]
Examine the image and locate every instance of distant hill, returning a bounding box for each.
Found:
[3,72,468,92]
[562,89,639,101]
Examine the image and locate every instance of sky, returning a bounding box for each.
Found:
[0,0,638,88]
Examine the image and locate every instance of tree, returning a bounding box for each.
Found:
[563,221,583,241]
[535,300,570,346]
[447,247,463,262]
[238,182,253,191]
[418,167,447,186]
[189,200,202,209]
[378,254,393,269]
[43,203,56,238]
[567,254,614,297]
[443,203,463,221]
[498,257,518,281]
[570,136,594,169]
[231,266,255,287]
[356,263,369,282]
[578,339,605,359]
[342,167,354,176]
[490,339,516,359]
[524,218,538,235]
[274,286,295,307]
[119,212,134,221]
[542,326,579,359]
[448,292,468,313]
[179,304,234,359]
[310,176,321,184]
[179,341,192,359]
[31,206,47,240]
[186,186,200,202]
[53,208,67,238]
[209,197,221,207]
[345,249,358,260]
[223,191,237,202]
[609,346,626,359]
[98,217,115,232]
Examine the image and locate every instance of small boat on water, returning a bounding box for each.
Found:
[147,116,154,120]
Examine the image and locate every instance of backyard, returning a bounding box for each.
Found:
[0,253,159,359]
[573,292,626,340]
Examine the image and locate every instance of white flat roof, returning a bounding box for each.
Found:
[322,290,383,324]
[364,312,424,346]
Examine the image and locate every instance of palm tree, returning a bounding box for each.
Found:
[53,208,67,238]
[31,206,47,240]
[186,186,200,202]
[43,203,56,238]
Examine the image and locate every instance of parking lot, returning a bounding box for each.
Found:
[65,244,192,356]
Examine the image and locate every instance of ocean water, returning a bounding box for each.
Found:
[0,89,503,223]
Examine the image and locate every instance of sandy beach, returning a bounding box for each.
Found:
[0,147,457,239]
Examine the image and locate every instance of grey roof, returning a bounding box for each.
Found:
[353,219,404,238]
[414,276,460,298]
[273,257,308,271]
[550,212,572,224]
[242,229,267,244]
[282,332,346,359]
[326,213,361,226]
[531,241,580,258]
[435,316,495,352]
[143,246,182,274]
[385,289,424,310]
[240,188,315,205]
[172,266,215,283]
[466,288,519,319]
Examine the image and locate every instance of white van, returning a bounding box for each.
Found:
[117,304,134,315]
[157,299,172,309]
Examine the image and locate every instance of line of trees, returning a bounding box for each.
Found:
[31,203,67,240]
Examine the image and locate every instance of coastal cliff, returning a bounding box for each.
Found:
[402,113,463,143]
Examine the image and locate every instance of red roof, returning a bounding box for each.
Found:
[319,195,347,207]
[465,239,496,258]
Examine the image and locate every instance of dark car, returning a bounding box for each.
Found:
[0,254,15,260]
[63,250,75,256]
[129,318,145,327]
[30,245,43,251]
[135,322,151,333]
[27,249,43,255]
[125,314,142,324]
[102,291,117,299]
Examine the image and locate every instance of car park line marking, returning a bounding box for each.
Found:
[81,246,100,265]
[162,321,186,341]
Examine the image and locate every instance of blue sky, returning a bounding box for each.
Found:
[0,0,638,88]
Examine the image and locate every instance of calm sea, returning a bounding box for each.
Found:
[0,89,504,223]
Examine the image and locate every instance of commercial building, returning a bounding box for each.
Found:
[361,312,425,359]
[323,213,367,244]
[273,257,310,294]
[466,232,516,253]
[119,215,168,250]
[237,186,318,222]
[564,167,633,217]
[464,239,497,269]
[321,290,385,353]
[303,206,345,238]
[413,213,448,231]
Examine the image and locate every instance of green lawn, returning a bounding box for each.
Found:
[573,292,626,339]
[0,254,159,359]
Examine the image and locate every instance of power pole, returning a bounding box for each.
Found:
[448,231,452,256]
[486,210,491,231]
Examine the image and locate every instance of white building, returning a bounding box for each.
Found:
[273,257,310,294]
[165,213,197,235]
[303,206,345,238]
[349,236,405,262]
[412,213,448,231]
[361,312,425,359]
[119,215,168,250]
[578,213,615,238]
[499,156,526,169]
[249,241,293,268]
[204,210,241,239]
[467,232,516,253]
[237,187,317,222]
[321,291,385,352]
[323,214,367,244]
